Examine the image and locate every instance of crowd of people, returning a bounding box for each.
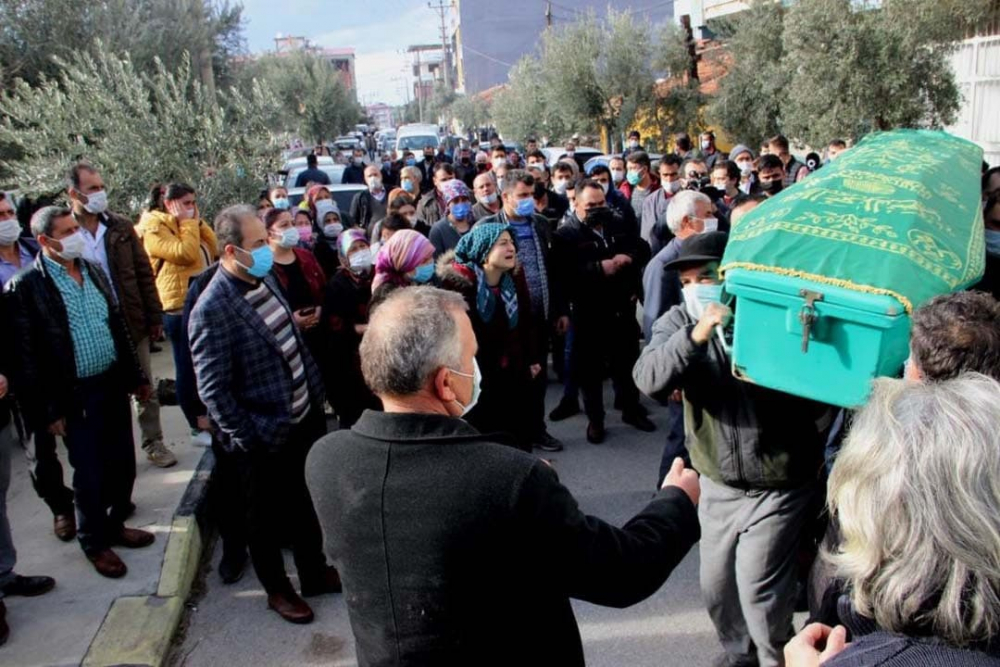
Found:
[0,127,996,667]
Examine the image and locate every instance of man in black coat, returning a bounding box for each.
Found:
[306,286,700,667]
[550,179,655,444]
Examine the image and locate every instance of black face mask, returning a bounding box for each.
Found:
[583,206,614,228]
[476,163,488,172]
[760,179,783,195]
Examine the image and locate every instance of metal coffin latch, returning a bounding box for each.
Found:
[798,289,824,353]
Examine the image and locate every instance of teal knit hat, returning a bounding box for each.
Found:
[454,222,516,266]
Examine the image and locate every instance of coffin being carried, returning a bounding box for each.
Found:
[721,130,985,408]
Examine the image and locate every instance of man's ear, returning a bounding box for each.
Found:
[433,366,458,403]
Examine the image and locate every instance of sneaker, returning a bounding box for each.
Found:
[145,441,178,468]
[548,398,581,422]
[532,432,564,452]
[191,430,213,448]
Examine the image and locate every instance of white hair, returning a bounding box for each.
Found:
[360,286,467,397]
[400,166,421,182]
[826,374,1000,647]
[666,190,711,234]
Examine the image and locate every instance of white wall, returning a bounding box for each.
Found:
[946,35,1000,166]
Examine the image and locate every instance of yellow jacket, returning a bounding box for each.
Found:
[136,209,218,312]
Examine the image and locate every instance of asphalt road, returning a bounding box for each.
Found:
[172,383,727,667]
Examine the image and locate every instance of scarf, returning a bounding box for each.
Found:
[372,229,434,291]
[454,222,519,329]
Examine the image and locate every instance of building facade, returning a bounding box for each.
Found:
[366,103,395,130]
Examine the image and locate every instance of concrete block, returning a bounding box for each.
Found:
[157,515,202,598]
[83,595,184,667]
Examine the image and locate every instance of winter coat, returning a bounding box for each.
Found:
[136,209,217,312]
[304,409,700,667]
[633,305,835,489]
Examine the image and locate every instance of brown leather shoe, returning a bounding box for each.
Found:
[87,549,127,579]
[267,591,314,624]
[300,565,343,597]
[54,513,77,542]
[0,600,9,647]
[111,527,155,549]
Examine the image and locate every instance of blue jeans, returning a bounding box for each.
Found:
[164,313,201,430]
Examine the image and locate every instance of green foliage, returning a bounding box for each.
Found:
[708,0,787,149]
[651,22,707,147]
[425,81,458,125]
[0,0,244,92]
[0,48,282,220]
[241,52,363,144]
[447,95,490,133]
[490,10,698,149]
[712,0,990,148]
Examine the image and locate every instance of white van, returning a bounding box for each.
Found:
[395,124,440,156]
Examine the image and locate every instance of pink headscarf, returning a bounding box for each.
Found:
[372,229,434,291]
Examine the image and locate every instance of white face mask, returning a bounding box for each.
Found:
[599,181,610,195]
[553,180,569,195]
[82,190,108,215]
[348,248,373,273]
[610,169,625,184]
[665,179,682,195]
[699,217,719,233]
[492,157,506,170]
[323,222,344,238]
[628,140,639,149]
[185,208,197,220]
[53,230,86,260]
[367,176,383,192]
[276,227,300,249]
[738,160,754,177]
[0,219,20,245]
[449,358,482,417]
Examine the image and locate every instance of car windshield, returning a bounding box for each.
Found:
[285,165,344,189]
[398,135,438,151]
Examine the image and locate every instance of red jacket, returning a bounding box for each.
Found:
[618,172,661,201]
[272,247,327,307]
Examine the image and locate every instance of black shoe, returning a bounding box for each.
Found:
[219,551,248,585]
[532,432,564,452]
[300,565,342,597]
[622,410,656,432]
[0,575,55,597]
[548,398,581,422]
[0,600,8,647]
[586,421,605,444]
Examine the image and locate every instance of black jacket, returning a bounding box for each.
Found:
[343,164,365,185]
[975,253,999,301]
[305,410,700,667]
[5,256,145,431]
[349,189,388,234]
[550,212,645,320]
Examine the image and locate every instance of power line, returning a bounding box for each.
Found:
[459,44,513,68]
[428,1,452,89]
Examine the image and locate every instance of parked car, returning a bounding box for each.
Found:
[280,156,344,191]
[334,135,363,152]
[541,146,603,171]
[584,153,664,174]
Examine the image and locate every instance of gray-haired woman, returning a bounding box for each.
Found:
[786,374,1000,666]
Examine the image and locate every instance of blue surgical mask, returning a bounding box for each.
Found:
[515,197,535,218]
[237,245,274,279]
[449,358,482,417]
[276,227,300,248]
[986,229,1000,257]
[412,263,435,284]
[272,197,290,210]
[626,171,641,186]
[402,180,416,193]
[451,201,472,220]
[405,157,416,167]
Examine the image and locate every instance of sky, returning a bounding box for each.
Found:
[239,0,443,107]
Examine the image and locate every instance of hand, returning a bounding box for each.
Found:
[134,384,152,402]
[612,253,632,269]
[149,325,163,341]
[784,623,849,667]
[601,259,619,276]
[530,364,542,378]
[555,316,570,335]
[691,302,732,345]
[0,374,8,399]
[293,308,320,330]
[661,457,700,505]
[669,389,683,403]
[48,419,67,437]
[196,415,213,432]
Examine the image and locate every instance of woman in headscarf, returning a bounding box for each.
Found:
[306,184,347,276]
[436,223,541,451]
[370,229,435,310]
[323,228,380,428]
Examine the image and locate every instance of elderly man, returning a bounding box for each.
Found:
[349,164,389,233]
[189,205,339,625]
[6,206,153,578]
[471,171,500,221]
[641,155,685,252]
[305,286,701,667]
[633,232,835,667]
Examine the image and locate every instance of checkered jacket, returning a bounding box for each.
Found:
[188,268,325,453]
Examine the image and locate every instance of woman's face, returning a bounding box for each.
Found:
[294,213,312,229]
[397,204,416,221]
[271,188,288,200]
[270,211,294,233]
[314,189,332,202]
[484,232,517,272]
[258,199,273,215]
[323,212,341,226]
[347,240,370,259]
[170,192,197,209]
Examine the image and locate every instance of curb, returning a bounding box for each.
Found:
[82,447,216,667]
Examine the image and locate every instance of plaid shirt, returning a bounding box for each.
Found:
[44,256,117,378]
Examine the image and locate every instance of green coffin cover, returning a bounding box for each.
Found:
[720,130,985,313]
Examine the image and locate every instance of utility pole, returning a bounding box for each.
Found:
[428,1,452,90]
[546,1,552,28]
[416,48,424,123]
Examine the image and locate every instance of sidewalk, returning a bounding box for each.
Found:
[3,342,205,667]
